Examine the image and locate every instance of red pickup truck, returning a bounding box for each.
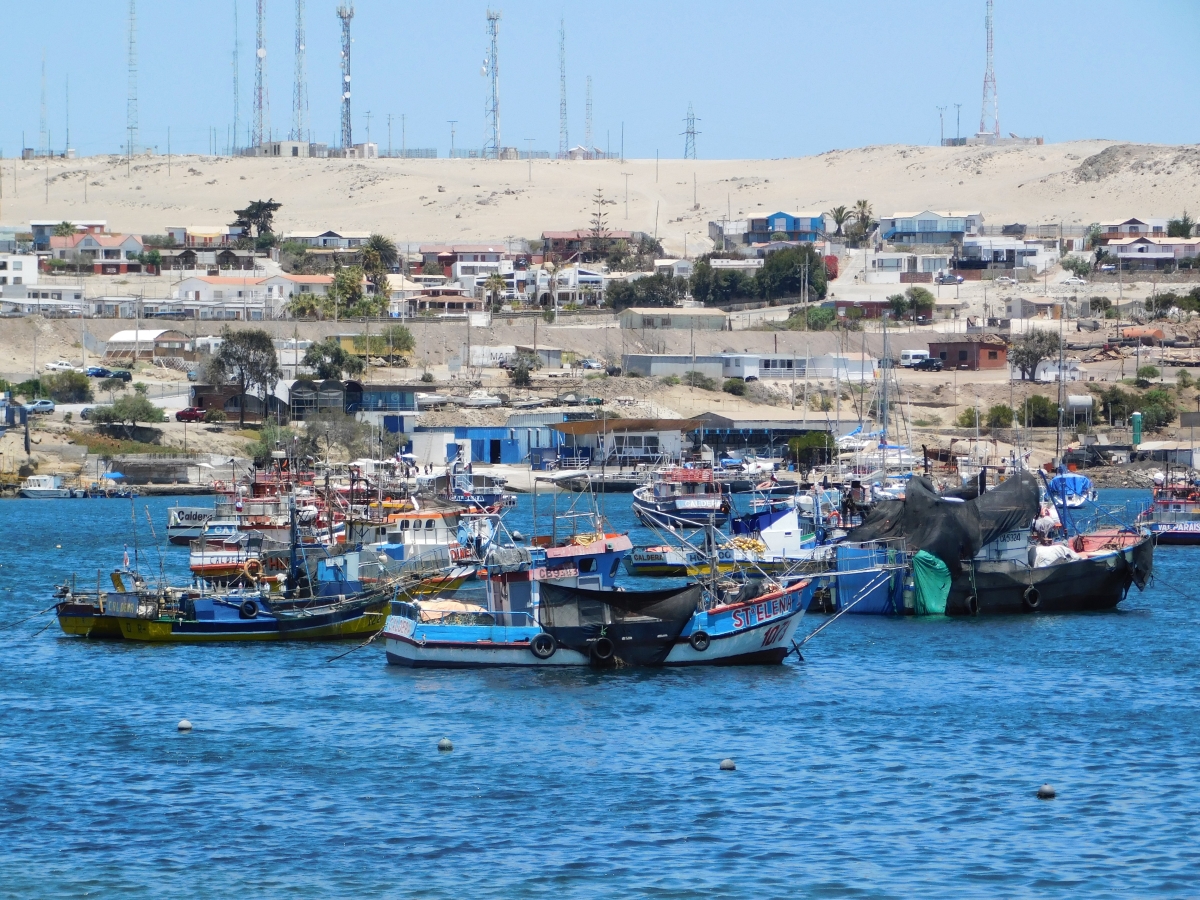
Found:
[175,407,206,422]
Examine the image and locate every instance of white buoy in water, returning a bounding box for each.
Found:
[56,545,62,549]
[1037,783,1055,800]
[438,737,453,752]
[177,719,193,732]
[719,758,736,771]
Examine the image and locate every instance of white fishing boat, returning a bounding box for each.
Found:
[416,392,452,409]
[167,505,216,544]
[460,389,502,408]
[18,474,71,499]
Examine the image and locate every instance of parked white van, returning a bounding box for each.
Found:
[900,350,930,368]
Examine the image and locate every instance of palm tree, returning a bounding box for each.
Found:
[53,221,75,238]
[826,206,851,237]
[853,199,875,235]
[365,234,399,270]
[483,273,508,309]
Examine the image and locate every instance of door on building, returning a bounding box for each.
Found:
[489,439,502,464]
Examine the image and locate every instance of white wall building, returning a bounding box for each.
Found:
[0,253,39,287]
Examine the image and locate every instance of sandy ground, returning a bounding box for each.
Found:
[5,141,1200,258]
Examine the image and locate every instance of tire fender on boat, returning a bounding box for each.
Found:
[591,636,615,661]
[1023,586,1041,611]
[966,593,979,616]
[239,600,259,619]
[530,633,556,660]
[689,631,711,652]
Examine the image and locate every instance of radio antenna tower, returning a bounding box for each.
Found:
[232,0,240,152]
[292,0,308,142]
[483,10,500,159]
[557,18,568,158]
[40,52,48,157]
[338,2,354,148]
[584,75,593,153]
[253,0,268,147]
[978,0,998,137]
[682,102,698,160]
[126,1,138,157]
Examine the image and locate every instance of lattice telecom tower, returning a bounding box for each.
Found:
[338,2,354,148]
[558,19,568,158]
[682,103,698,159]
[483,10,500,159]
[253,0,268,146]
[292,0,308,142]
[584,75,593,152]
[127,0,138,156]
[978,0,998,137]
[232,0,240,152]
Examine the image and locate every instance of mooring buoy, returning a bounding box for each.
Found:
[177,719,193,732]
[719,758,736,771]
[1037,783,1055,800]
[438,737,453,752]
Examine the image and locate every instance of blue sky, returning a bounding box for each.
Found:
[1,0,1196,159]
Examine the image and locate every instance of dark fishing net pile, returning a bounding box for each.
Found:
[846,472,1040,574]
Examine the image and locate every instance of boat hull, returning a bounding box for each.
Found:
[946,533,1153,616]
[54,602,125,639]
[1144,522,1200,545]
[632,499,729,528]
[115,616,282,642]
[383,618,590,668]
[273,595,390,640]
[666,580,811,666]
[19,489,71,499]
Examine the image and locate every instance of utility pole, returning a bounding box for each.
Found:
[253,0,268,147]
[525,138,534,182]
[557,18,568,157]
[232,0,240,153]
[364,109,372,145]
[682,103,698,160]
[448,120,457,157]
[127,1,139,157]
[954,103,961,142]
[622,172,631,219]
[937,105,946,146]
[292,0,308,142]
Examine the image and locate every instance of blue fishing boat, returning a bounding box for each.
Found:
[632,466,730,528]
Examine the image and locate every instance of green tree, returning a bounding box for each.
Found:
[956,407,980,428]
[682,371,716,390]
[1010,329,1061,381]
[98,377,125,401]
[986,404,1014,428]
[330,265,368,316]
[1020,394,1059,427]
[1061,256,1092,278]
[587,188,611,261]
[1177,370,1193,392]
[91,394,167,438]
[302,409,371,462]
[303,338,365,380]
[755,244,828,301]
[231,199,283,237]
[365,234,399,270]
[1168,212,1195,238]
[286,292,323,319]
[826,206,851,237]
[691,258,754,305]
[887,293,908,319]
[507,353,540,388]
[210,328,281,427]
[722,378,747,396]
[848,199,875,245]
[607,273,685,310]
[1137,365,1161,379]
[42,372,93,403]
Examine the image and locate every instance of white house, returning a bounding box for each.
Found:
[961,236,1057,274]
[1104,236,1200,269]
[172,275,276,319]
[0,253,38,287]
[655,259,694,279]
[282,230,371,249]
[1099,218,1171,242]
[879,210,983,245]
[259,273,335,299]
[386,274,425,317]
[165,225,245,247]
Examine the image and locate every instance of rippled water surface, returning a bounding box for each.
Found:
[1,489,1198,898]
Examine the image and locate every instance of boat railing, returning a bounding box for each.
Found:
[388,599,535,627]
[835,539,911,572]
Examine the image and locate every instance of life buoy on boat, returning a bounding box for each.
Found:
[689,631,711,652]
[242,559,263,582]
[239,600,258,619]
[1023,586,1041,611]
[530,633,556,660]
[591,636,615,661]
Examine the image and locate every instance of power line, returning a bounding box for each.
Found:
[337,2,354,148]
[483,10,500,159]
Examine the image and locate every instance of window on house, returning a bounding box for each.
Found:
[988,351,998,360]
[13,277,21,285]
[939,351,947,360]
[1129,225,1140,234]
[958,350,968,361]
[12,261,22,270]
[918,220,938,232]
[1107,226,1118,233]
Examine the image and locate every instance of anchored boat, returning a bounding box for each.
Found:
[632,466,730,528]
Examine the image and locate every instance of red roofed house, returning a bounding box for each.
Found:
[49,232,144,274]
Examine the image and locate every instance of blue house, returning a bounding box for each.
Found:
[745,212,825,244]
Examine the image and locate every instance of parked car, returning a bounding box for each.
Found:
[1063,276,1087,286]
[86,366,113,378]
[24,399,56,414]
[913,358,944,372]
[43,360,74,372]
[935,273,964,285]
[581,359,604,370]
[80,407,94,421]
[109,370,133,382]
[994,276,1016,286]
[186,369,199,381]
[175,407,207,423]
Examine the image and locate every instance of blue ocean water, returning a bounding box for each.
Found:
[1,489,1198,898]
